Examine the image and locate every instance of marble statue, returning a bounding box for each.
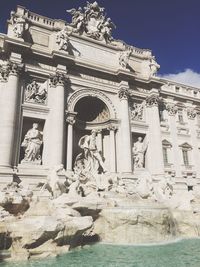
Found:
[10,11,26,38]
[132,137,148,169]
[119,48,132,69]
[43,165,66,199]
[56,27,72,51]
[21,123,43,164]
[99,17,116,43]
[67,7,85,33]
[24,80,47,104]
[74,129,107,175]
[67,1,115,43]
[149,56,160,76]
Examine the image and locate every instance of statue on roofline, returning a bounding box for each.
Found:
[66,1,115,43]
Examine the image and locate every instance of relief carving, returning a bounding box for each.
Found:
[24,80,47,104]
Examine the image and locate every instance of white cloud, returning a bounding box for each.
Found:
[160,69,200,88]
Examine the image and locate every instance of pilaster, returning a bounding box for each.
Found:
[47,65,68,167]
[165,101,182,177]
[66,111,77,171]
[187,106,200,178]
[145,89,164,176]
[0,54,23,169]
[118,81,132,173]
[107,125,118,173]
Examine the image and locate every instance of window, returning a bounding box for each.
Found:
[163,147,168,165]
[162,140,172,167]
[182,150,189,166]
[179,142,192,167]
[178,109,184,123]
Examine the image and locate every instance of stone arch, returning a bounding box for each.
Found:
[67,88,117,119]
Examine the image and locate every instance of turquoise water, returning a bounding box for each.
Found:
[1,239,200,267]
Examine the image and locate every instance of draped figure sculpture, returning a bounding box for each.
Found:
[132,137,148,169]
[74,129,107,175]
[21,123,43,164]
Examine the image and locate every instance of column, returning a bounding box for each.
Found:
[0,60,22,168]
[166,102,182,177]
[187,107,200,177]
[66,112,77,171]
[96,129,103,153]
[145,90,164,176]
[107,125,117,173]
[48,70,67,167]
[118,87,132,173]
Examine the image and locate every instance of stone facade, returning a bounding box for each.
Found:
[0,3,200,194]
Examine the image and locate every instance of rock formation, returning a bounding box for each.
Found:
[1,168,200,262]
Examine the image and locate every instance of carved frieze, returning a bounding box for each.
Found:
[24,80,47,104]
[67,1,116,43]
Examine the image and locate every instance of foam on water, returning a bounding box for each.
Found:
[1,238,200,267]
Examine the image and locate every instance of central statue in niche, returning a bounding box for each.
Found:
[74,129,107,175]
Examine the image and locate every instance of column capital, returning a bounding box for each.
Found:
[8,61,23,76]
[146,94,161,107]
[65,111,77,125]
[107,125,118,131]
[50,72,68,87]
[0,61,23,81]
[118,88,129,100]
[187,108,197,120]
[166,103,178,116]
[0,64,9,82]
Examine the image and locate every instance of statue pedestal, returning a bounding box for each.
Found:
[20,160,42,165]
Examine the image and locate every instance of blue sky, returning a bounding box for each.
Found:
[0,0,200,86]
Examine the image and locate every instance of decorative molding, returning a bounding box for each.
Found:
[67,88,117,119]
[162,139,172,148]
[179,142,192,150]
[80,73,118,86]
